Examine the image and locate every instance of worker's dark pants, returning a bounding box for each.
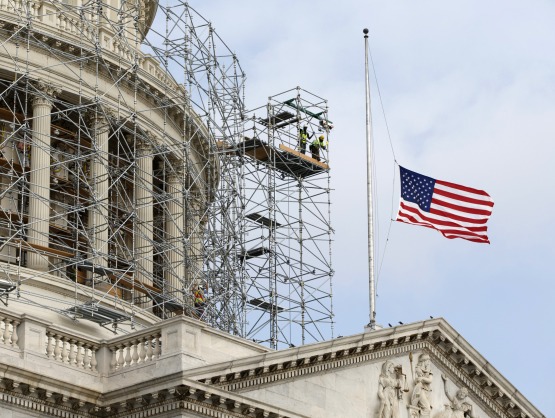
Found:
[299,140,306,154]
[310,145,320,161]
[195,302,205,317]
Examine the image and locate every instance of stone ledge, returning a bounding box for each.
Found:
[0,376,307,418]
[185,319,544,418]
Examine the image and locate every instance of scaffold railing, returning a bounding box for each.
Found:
[237,87,334,349]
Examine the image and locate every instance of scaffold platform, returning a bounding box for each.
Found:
[238,246,271,262]
[248,298,284,313]
[245,212,283,229]
[237,137,329,178]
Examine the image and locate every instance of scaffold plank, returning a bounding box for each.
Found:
[108,273,162,295]
[239,137,272,161]
[278,144,329,170]
[237,138,329,178]
[15,240,74,259]
[248,298,284,313]
[245,212,283,228]
[259,111,298,129]
[239,247,271,261]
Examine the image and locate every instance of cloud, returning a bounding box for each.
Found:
[187,1,554,414]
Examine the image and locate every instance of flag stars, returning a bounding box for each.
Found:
[399,167,435,212]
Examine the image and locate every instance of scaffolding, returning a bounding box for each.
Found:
[238,88,334,349]
[0,1,333,347]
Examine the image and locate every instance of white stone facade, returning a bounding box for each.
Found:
[0,312,545,418]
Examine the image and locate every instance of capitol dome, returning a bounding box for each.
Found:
[0,0,221,332]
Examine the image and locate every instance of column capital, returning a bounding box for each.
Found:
[167,156,184,178]
[86,105,118,122]
[85,108,113,134]
[31,79,61,108]
[136,131,157,154]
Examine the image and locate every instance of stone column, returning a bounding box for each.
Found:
[27,82,60,271]
[135,135,154,300]
[89,112,110,269]
[0,124,19,263]
[164,159,185,301]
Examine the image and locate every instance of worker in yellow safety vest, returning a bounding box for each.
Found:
[192,284,206,317]
[298,125,313,154]
[310,135,327,162]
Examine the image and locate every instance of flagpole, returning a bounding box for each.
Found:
[364,28,376,330]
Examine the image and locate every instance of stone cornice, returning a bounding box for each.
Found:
[138,0,159,40]
[186,319,544,418]
[0,372,306,418]
[0,16,200,138]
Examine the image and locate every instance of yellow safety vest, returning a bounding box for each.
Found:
[194,290,205,304]
[311,138,327,149]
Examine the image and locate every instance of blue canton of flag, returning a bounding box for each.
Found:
[400,167,435,212]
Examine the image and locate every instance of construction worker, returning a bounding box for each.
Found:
[319,119,334,132]
[192,284,206,317]
[310,135,327,162]
[298,125,313,154]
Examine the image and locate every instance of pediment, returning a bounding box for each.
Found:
[186,318,543,418]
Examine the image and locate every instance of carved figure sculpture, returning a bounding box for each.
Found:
[435,374,475,418]
[410,353,433,417]
[377,361,403,418]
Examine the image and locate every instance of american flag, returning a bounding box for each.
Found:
[396,166,494,243]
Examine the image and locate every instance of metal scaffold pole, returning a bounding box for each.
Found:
[0,2,332,346]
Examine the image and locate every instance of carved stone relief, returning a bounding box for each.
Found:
[434,374,475,418]
[373,352,478,418]
[408,353,434,418]
[376,360,409,418]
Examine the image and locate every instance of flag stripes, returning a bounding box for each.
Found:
[396,166,494,243]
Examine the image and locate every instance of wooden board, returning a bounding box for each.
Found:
[108,273,162,295]
[278,143,330,170]
[12,239,75,259]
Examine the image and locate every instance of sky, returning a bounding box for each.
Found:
[185,1,554,416]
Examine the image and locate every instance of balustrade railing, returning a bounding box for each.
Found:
[0,308,213,387]
[0,313,167,373]
[108,332,162,371]
[0,314,19,348]
[0,2,178,92]
[45,331,98,372]
[40,328,163,373]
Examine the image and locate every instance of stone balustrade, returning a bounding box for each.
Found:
[42,330,163,373]
[0,313,19,348]
[107,331,162,371]
[0,2,182,105]
[0,312,166,377]
[0,306,267,400]
[45,330,99,372]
